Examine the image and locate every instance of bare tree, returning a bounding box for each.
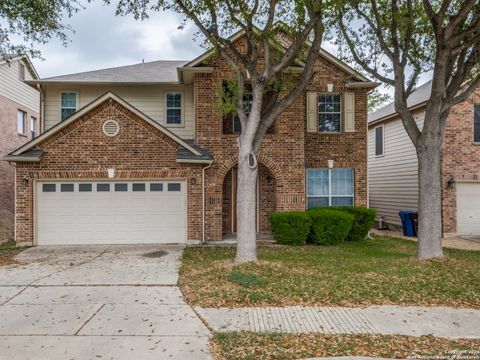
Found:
[113,0,328,263]
[335,0,480,259]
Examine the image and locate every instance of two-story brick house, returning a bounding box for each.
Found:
[2,31,376,246]
[368,80,480,237]
[0,55,39,242]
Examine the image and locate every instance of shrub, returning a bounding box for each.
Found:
[330,206,377,241]
[269,211,313,245]
[307,208,354,245]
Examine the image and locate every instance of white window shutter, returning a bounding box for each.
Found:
[306,92,317,133]
[344,92,355,132]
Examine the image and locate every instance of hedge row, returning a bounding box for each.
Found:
[269,206,376,246]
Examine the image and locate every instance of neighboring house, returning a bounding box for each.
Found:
[368,80,480,236]
[1,30,376,246]
[0,55,39,241]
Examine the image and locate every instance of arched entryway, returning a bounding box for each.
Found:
[222,163,276,239]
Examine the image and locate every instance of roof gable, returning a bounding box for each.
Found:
[184,27,369,82]
[0,55,39,79]
[9,92,202,158]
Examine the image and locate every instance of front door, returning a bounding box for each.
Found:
[230,167,259,233]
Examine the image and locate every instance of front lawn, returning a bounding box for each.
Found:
[0,240,24,266]
[211,332,480,360]
[179,236,480,308]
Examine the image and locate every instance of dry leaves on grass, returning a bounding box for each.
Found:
[179,243,480,309]
[211,332,480,360]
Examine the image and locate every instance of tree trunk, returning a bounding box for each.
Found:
[416,140,444,259]
[235,141,258,263]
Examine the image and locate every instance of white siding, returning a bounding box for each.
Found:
[368,113,424,225]
[0,59,39,111]
[43,84,195,139]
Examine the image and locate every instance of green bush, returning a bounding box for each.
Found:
[330,206,376,241]
[269,211,313,245]
[307,208,354,245]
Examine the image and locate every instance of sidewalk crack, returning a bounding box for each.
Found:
[74,303,105,335]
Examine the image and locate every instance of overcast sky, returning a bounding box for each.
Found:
[31,2,204,78]
[30,2,430,98]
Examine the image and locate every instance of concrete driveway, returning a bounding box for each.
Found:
[0,245,211,360]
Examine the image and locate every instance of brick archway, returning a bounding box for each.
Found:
[216,154,286,190]
[219,155,283,237]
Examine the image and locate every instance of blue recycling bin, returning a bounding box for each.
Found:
[399,210,417,237]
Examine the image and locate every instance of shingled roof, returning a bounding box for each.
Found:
[27,60,188,84]
[369,81,432,124]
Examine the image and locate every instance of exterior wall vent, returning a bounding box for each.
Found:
[102,120,120,137]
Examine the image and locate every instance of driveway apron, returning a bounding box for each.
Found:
[0,245,211,360]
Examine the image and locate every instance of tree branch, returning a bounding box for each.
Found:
[336,11,394,85]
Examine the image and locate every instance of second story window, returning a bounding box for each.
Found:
[17,110,26,135]
[61,92,77,121]
[318,94,341,133]
[232,94,253,133]
[18,63,25,80]
[166,92,182,125]
[30,117,37,139]
[375,125,384,156]
[474,104,480,143]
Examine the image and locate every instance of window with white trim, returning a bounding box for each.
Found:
[17,110,26,135]
[307,168,354,208]
[233,94,253,133]
[474,104,480,142]
[166,92,182,125]
[318,93,341,132]
[18,63,25,80]
[375,125,384,156]
[30,117,37,139]
[61,92,77,121]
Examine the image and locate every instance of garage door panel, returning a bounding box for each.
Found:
[456,183,480,235]
[36,181,186,245]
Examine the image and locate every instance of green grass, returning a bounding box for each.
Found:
[211,332,480,360]
[179,236,480,308]
[0,240,26,266]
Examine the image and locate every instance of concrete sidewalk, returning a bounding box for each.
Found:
[196,305,480,339]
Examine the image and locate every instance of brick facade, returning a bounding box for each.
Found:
[14,99,203,246]
[441,88,480,234]
[12,39,369,245]
[196,50,368,241]
[0,95,38,213]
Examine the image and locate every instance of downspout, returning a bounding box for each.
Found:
[202,161,213,244]
[36,84,45,133]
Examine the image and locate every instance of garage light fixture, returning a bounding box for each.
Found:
[447,175,456,189]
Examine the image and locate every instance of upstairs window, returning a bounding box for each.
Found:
[318,94,341,132]
[474,104,480,143]
[166,92,182,125]
[17,110,26,135]
[375,125,384,156]
[18,63,25,80]
[232,94,253,133]
[61,92,77,121]
[30,117,37,139]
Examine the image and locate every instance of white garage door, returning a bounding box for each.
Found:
[456,182,480,235]
[36,181,186,245]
